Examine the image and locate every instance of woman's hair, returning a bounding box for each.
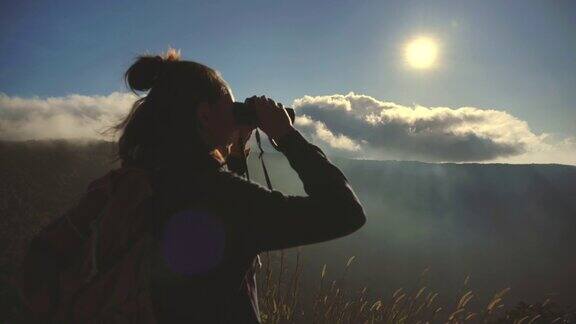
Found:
[111,48,231,170]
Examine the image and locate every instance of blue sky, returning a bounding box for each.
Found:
[1,0,575,163]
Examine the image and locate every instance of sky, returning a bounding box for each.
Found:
[1,0,575,164]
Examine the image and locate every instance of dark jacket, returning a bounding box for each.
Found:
[144,127,366,323]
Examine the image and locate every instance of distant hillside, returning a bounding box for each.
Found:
[246,149,576,304]
[1,140,575,307]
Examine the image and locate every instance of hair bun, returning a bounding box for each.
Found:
[125,55,165,92]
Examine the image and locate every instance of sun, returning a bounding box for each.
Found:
[405,37,439,69]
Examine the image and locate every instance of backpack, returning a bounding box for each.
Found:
[15,167,157,323]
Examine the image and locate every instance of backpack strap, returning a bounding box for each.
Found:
[64,167,155,321]
[64,210,87,241]
[85,167,154,283]
[86,194,113,283]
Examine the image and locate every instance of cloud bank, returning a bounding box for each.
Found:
[1,91,574,164]
[0,92,135,141]
[291,92,575,164]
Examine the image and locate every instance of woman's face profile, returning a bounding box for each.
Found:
[196,90,237,153]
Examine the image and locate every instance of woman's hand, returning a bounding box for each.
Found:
[246,95,293,142]
[229,124,254,158]
[228,95,293,158]
[226,125,253,176]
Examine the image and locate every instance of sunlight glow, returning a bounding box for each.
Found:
[405,37,439,69]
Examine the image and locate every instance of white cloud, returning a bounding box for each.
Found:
[295,115,362,152]
[492,134,576,165]
[0,92,136,141]
[292,92,576,164]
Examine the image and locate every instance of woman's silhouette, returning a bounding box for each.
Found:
[111,48,366,323]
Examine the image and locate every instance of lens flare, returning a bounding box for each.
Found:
[161,210,225,275]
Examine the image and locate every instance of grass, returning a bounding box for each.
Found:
[254,250,575,323]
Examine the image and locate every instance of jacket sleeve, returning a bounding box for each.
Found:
[214,127,366,253]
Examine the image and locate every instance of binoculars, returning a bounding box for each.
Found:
[232,102,296,128]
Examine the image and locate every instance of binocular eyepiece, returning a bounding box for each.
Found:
[232,102,295,128]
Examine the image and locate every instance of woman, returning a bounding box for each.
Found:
[112,49,366,323]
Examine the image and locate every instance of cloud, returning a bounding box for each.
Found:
[0,92,135,141]
[492,134,576,165]
[292,92,576,164]
[1,91,574,164]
